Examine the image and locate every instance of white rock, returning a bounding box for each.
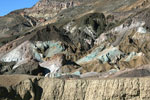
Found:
[137,27,147,33]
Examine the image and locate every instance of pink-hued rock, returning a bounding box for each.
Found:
[24,0,81,19]
[39,54,66,73]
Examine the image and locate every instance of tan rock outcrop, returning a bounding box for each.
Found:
[24,0,82,19]
[1,75,150,100]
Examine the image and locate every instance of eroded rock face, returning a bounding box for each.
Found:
[0,0,150,76]
[24,0,82,19]
[0,0,150,75]
[0,12,37,37]
[39,54,66,75]
[63,13,116,51]
[1,0,150,99]
[1,76,150,100]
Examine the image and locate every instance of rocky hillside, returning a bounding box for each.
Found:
[1,0,150,99]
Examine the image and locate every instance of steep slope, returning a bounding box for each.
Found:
[0,12,37,47]
[0,0,150,76]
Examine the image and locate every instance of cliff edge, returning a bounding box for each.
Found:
[0,75,150,100]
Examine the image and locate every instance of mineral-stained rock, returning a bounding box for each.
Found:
[76,45,105,64]
[63,12,117,51]
[0,41,32,63]
[1,0,150,99]
[118,53,149,69]
[39,53,66,75]
[137,27,147,33]
[31,41,65,58]
[77,45,123,64]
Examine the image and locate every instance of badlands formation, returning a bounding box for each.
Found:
[1,0,150,99]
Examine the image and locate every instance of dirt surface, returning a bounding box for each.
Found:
[0,75,37,87]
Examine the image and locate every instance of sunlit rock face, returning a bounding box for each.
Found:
[0,41,33,69]
[137,27,147,33]
[2,0,150,99]
[39,53,66,77]
[1,0,150,76]
[2,76,150,100]
[76,46,123,64]
[24,0,82,19]
[0,41,31,62]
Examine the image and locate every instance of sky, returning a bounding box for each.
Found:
[0,0,39,16]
